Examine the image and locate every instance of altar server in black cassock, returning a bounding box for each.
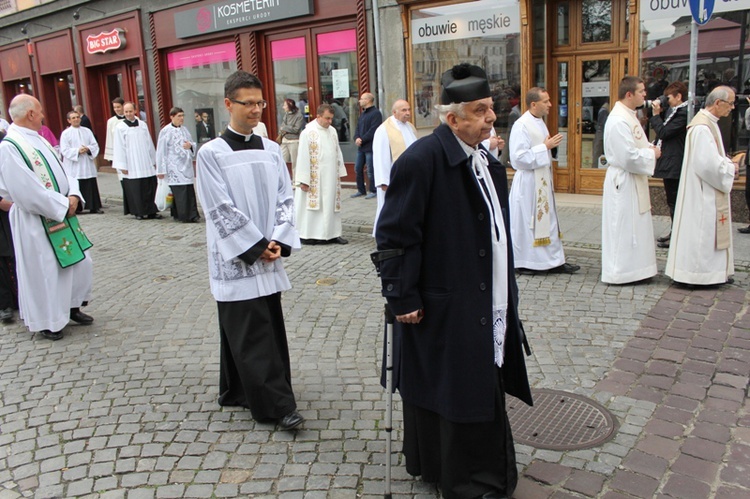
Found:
[196,71,304,431]
[112,102,161,220]
[375,64,533,499]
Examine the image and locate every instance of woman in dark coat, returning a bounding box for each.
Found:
[649,81,688,248]
[375,64,532,499]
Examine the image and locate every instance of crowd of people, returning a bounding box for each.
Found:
[0,62,747,498]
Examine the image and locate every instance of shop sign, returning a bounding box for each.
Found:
[411,6,520,45]
[640,0,744,22]
[86,29,127,55]
[175,0,314,38]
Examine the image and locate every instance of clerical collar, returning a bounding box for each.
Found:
[116,115,125,120]
[170,123,181,128]
[225,126,254,142]
[124,119,139,127]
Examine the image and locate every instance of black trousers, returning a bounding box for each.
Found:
[0,256,17,310]
[663,177,680,221]
[75,178,103,213]
[216,293,297,421]
[402,369,517,499]
[123,176,158,217]
[169,184,199,222]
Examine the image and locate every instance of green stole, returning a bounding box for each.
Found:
[4,132,93,268]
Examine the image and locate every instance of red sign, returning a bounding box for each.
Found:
[86,29,127,55]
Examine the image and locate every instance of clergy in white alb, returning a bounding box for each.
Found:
[508,87,578,274]
[601,77,660,284]
[0,95,94,340]
[196,71,304,431]
[666,87,739,286]
[113,102,161,220]
[372,99,417,237]
[60,109,103,214]
[104,97,130,215]
[295,104,348,244]
[156,107,199,223]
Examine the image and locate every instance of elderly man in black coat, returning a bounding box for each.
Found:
[375,63,533,499]
[649,81,688,248]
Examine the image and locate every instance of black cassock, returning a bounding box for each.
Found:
[121,119,158,218]
[214,129,297,421]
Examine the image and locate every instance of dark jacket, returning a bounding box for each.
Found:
[353,106,382,153]
[375,123,533,423]
[650,105,687,179]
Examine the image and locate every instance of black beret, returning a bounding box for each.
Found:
[440,63,491,105]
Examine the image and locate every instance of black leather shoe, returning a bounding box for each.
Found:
[516,267,540,275]
[40,329,63,341]
[90,209,104,214]
[657,232,671,243]
[726,277,735,285]
[330,237,348,245]
[278,411,304,431]
[70,309,94,325]
[548,262,580,274]
[301,239,320,245]
[738,226,750,234]
[148,213,164,220]
[477,491,508,499]
[657,241,670,248]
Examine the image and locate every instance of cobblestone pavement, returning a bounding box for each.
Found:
[0,177,748,498]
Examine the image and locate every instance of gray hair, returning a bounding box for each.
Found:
[705,86,733,107]
[435,102,467,123]
[8,94,36,121]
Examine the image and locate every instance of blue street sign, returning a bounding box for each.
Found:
[689,0,715,25]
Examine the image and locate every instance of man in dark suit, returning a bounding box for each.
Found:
[650,81,688,247]
[375,64,532,499]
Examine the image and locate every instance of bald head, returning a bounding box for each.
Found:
[8,94,44,131]
[359,93,375,109]
[391,99,411,123]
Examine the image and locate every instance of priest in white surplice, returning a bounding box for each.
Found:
[295,104,348,245]
[509,87,579,274]
[113,102,161,220]
[601,76,661,284]
[104,97,129,215]
[666,86,739,286]
[156,106,199,223]
[372,99,417,237]
[60,109,103,214]
[0,95,94,341]
[196,71,304,431]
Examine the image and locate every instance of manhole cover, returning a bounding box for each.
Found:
[316,277,338,286]
[507,389,617,451]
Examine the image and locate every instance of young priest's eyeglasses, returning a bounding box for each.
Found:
[229,98,268,110]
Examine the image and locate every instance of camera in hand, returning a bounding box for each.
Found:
[643,95,669,109]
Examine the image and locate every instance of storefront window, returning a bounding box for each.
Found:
[317,29,359,146]
[639,7,749,154]
[411,0,522,141]
[168,42,238,147]
[581,0,612,43]
[271,37,310,124]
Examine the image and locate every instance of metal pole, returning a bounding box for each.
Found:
[688,21,699,121]
[383,305,394,499]
[371,0,386,115]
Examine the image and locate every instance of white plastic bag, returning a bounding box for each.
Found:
[155,178,172,212]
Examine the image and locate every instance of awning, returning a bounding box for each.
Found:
[642,18,750,61]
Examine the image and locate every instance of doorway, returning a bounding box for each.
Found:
[89,61,147,160]
[266,25,360,163]
[548,0,629,194]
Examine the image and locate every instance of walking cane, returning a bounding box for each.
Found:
[370,249,402,499]
[382,304,395,499]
